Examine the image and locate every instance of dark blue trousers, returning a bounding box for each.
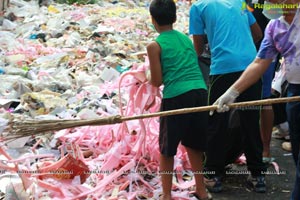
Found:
[287,84,300,200]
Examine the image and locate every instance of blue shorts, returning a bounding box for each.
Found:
[262,61,276,98]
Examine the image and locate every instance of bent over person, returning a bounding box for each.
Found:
[189,0,267,193]
[212,0,300,199]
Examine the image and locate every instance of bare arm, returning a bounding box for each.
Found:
[146,41,162,87]
[233,57,273,93]
[192,34,205,57]
[250,22,263,44]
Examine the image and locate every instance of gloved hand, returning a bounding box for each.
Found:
[146,69,151,81]
[209,86,240,115]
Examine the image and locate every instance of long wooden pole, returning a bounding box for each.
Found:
[5,96,300,139]
[122,96,300,121]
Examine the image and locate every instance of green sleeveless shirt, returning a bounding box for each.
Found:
[156,30,207,99]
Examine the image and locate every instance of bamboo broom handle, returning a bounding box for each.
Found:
[7,96,300,137]
[121,96,300,121]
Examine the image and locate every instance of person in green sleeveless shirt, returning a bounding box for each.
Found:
[146,0,210,199]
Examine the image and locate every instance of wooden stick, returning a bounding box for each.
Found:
[5,96,300,139]
[122,96,300,121]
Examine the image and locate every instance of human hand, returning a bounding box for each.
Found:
[209,87,240,115]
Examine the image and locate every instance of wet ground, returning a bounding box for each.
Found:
[211,137,295,200]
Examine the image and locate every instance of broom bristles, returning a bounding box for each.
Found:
[3,96,300,140]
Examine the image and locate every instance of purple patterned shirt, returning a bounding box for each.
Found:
[257,8,300,84]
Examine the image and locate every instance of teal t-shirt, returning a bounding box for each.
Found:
[189,0,257,75]
[156,30,207,99]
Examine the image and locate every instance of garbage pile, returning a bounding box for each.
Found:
[0,0,195,199]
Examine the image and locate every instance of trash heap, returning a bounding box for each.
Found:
[0,0,195,199]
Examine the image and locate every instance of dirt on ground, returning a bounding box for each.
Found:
[210,137,295,200]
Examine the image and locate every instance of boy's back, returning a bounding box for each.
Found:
[156,30,206,98]
[147,0,211,198]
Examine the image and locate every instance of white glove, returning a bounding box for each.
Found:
[146,69,151,81]
[210,86,240,115]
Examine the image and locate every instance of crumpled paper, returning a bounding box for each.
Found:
[0,0,195,199]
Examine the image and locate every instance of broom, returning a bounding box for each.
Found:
[3,96,300,140]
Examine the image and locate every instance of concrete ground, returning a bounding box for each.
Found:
[210,137,295,200]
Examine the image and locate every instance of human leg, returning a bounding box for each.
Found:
[205,111,228,177]
[291,150,300,200]
[185,147,210,199]
[205,72,242,192]
[286,84,300,200]
[159,90,209,199]
[286,84,300,165]
[260,61,276,160]
[180,89,210,198]
[159,98,180,199]
[238,80,267,192]
[260,105,274,159]
[159,154,174,200]
[239,80,265,176]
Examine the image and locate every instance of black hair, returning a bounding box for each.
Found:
[149,0,176,26]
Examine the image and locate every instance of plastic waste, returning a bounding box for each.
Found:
[100,67,120,82]
[0,117,9,133]
[47,5,60,13]
[0,68,5,74]
[5,136,31,148]
[116,65,130,73]
[65,32,81,47]
[2,19,18,30]
[3,67,27,77]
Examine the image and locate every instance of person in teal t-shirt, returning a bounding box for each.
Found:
[189,0,267,194]
[146,0,210,199]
